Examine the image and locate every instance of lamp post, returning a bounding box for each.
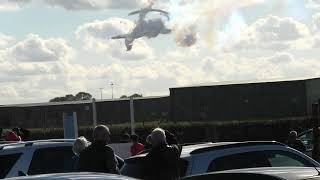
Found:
[99,88,103,100]
[110,82,115,99]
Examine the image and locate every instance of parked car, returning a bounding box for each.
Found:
[181,167,320,180]
[0,139,124,179]
[120,141,320,179]
[298,129,313,156]
[4,172,138,180]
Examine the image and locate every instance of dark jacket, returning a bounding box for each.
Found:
[288,139,306,152]
[78,141,119,174]
[144,143,181,180]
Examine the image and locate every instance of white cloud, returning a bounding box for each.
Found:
[7,34,73,62]
[313,13,320,32]
[229,15,310,52]
[76,18,154,60]
[0,0,30,11]
[44,0,147,10]
[201,52,320,82]
[0,33,14,48]
[305,0,320,10]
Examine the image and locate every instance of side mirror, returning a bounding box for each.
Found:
[18,171,27,176]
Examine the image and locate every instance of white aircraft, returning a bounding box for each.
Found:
[112,7,171,51]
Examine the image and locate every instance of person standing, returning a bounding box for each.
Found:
[71,136,90,171]
[144,128,181,180]
[130,134,144,156]
[287,130,306,152]
[78,125,119,174]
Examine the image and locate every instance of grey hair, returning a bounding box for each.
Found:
[289,131,298,137]
[151,128,166,146]
[73,136,90,155]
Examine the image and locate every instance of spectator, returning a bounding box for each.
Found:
[130,134,144,156]
[12,127,30,141]
[144,135,152,150]
[72,136,90,171]
[5,130,21,141]
[287,130,306,152]
[313,127,320,161]
[120,133,130,143]
[78,125,119,174]
[144,128,181,180]
[165,130,178,145]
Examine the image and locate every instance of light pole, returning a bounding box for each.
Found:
[110,82,115,99]
[99,88,104,100]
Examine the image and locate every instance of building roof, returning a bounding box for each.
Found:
[0,96,169,108]
[171,77,320,89]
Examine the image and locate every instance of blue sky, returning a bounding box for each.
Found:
[0,0,319,104]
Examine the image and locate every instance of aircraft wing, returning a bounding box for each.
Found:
[128,10,141,16]
[111,35,126,39]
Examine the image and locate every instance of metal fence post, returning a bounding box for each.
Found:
[312,103,320,161]
[130,97,135,135]
[92,98,97,128]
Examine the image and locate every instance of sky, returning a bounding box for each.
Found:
[0,0,319,104]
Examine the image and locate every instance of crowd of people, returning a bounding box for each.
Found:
[71,125,181,180]
[0,127,30,141]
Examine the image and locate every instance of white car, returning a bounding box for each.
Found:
[181,167,320,180]
[0,139,124,179]
[4,172,138,180]
[121,141,320,178]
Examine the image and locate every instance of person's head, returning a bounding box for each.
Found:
[93,125,110,144]
[131,134,139,143]
[289,131,298,142]
[151,128,166,147]
[73,136,90,155]
[122,133,130,142]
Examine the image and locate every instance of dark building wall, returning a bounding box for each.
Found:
[170,80,308,122]
[134,96,169,122]
[96,100,130,124]
[306,78,320,115]
[0,96,170,128]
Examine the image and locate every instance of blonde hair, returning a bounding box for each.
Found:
[73,136,90,155]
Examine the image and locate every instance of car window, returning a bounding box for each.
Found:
[208,150,313,172]
[208,151,271,172]
[0,153,22,179]
[266,150,310,167]
[28,146,74,175]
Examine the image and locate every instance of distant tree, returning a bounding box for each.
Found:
[120,94,142,99]
[75,92,92,100]
[49,92,92,102]
[130,93,143,98]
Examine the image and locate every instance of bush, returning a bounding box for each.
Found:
[28,118,309,144]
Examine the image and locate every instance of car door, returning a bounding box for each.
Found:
[0,152,23,179]
[190,146,318,175]
[27,146,74,175]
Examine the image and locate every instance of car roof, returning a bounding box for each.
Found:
[0,139,75,151]
[4,172,138,180]
[182,141,285,157]
[126,141,285,160]
[183,167,320,180]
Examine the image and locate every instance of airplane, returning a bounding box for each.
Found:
[111,7,171,51]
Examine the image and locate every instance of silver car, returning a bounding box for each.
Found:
[121,141,320,178]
